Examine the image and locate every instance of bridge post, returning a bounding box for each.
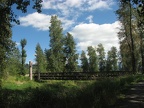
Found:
[29,61,33,80]
[38,71,40,81]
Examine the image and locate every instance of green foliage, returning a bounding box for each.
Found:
[97,43,106,72]
[87,46,98,72]
[63,32,78,72]
[133,1,144,73]
[0,0,42,78]
[35,43,47,73]
[20,39,27,48]
[1,75,143,108]
[106,46,118,71]
[0,1,14,77]
[2,76,40,90]
[116,0,144,72]
[47,16,65,72]
[20,38,27,75]
[117,0,136,72]
[5,47,21,76]
[44,49,52,72]
[0,0,42,24]
[116,1,131,71]
[80,50,89,72]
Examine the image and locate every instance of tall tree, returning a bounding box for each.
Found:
[97,43,106,72]
[5,47,21,76]
[20,39,27,75]
[135,1,144,73]
[63,32,78,72]
[116,0,136,72]
[0,0,42,24]
[80,50,89,72]
[0,0,42,78]
[106,47,118,71]
[48,16,64,72]
[45,49,52,72]
[119,41,132,71]
[87,46,98,72]
[0,1,14,77]
[35,43,47,73]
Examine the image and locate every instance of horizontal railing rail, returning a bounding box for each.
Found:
[33,71,133,80]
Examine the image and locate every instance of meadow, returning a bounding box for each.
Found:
[1,74,144,108]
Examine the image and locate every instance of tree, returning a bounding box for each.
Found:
[106,47,118,71]
[119,41,132,71]
[119,0,144,19]
[116,0,136,72]
[87,46,98,72]
[116,0,144,72]
[0,2,13,77]
[63,32,78,72]
[0,22,13,77]
[35,43,46,73]
[0,0,42,80]
[111,46,118,71]
[45,49,52,72]
[20,39,27,75]
[0,0,42,24]
[97,43,106,72]
[48,16,64,72]
[135,1,144,73]
[5,47,21,76]
[80,50,89,72]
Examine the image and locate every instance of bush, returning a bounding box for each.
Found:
[1,75,143,108]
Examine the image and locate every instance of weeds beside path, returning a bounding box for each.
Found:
[113,81,144,108]
[1,75,144,108]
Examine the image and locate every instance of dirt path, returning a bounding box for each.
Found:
[113,81,144,108]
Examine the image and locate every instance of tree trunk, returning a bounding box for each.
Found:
[140,30,144,74]
[129,1,136,73]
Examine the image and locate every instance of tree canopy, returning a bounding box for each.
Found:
[47,16,64,72]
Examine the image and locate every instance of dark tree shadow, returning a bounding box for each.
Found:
[113,81,144,108]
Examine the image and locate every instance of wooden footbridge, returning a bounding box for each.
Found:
[29,61,132,80]
[32,71,131,80]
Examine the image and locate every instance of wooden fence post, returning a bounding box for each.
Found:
[29,61,33,80]
[38,71,40,81]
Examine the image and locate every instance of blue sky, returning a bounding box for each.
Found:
[12,0,120,64]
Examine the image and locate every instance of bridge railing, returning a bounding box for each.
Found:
[33,71,132,80]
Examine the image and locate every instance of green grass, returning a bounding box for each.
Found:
[2,75,42,90]
[1,74,144,108]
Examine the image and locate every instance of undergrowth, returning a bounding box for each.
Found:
[0,74,144,108]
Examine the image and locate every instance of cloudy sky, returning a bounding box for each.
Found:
[12,0,120,63]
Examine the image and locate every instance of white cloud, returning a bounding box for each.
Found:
[19,0,115,31]
[19,12,51,31]
[86,15,93,23]
[86,0,114,11]
[42,0,83,10]
[59,17,75,30]
[16,42,20,46]
[19,12,75,31]
[70,21,121,52]
[42,0,114,18]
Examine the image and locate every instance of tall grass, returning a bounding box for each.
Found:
[0,75,144,108]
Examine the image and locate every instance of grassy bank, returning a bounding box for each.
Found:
[1,75,144,108]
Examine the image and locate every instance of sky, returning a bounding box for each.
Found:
[12,0,121,64]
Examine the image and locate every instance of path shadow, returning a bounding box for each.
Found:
[113,81,144,108]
